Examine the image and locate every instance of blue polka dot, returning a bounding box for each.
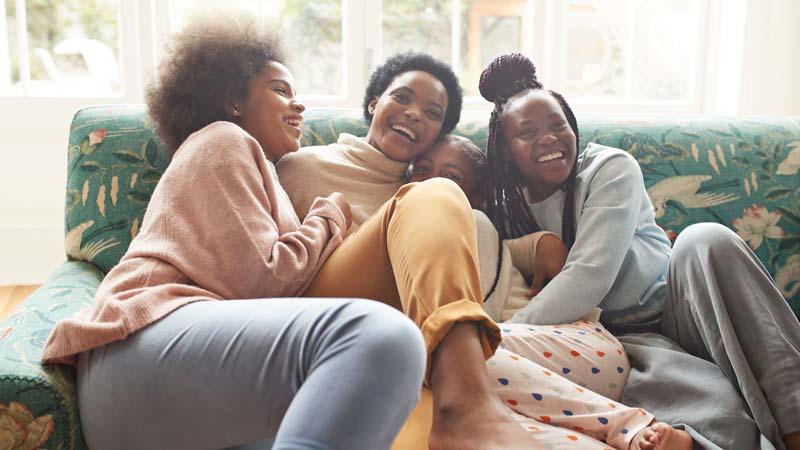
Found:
[563,410,574,416]
[532,393,543,401]
[528,328,537,332]
[553,330,563,334]
[502,328,512,333]
[595,327,602,333]
[591,367,600,374]
[598,417,609,425]
[621,428,629,434]
[562,367,571,374]
[617,367,624,373]
[498,378,509,385]
[578,331,586,335]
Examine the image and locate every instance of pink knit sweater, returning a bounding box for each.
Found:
[41,121,347,365]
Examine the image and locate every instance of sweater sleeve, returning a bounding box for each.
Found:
[509,152,644,325]
[504,231,560,278]
[152,123,345,300]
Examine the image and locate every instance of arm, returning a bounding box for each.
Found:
[152,123,347,300]
[509,152,645,325]
[504,231,565,296]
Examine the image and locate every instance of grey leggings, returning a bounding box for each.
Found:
[77,298,426,450]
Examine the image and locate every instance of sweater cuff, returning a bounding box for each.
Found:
[307,196,347,231]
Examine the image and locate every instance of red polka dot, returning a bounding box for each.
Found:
[543,351,553,358]
[539,416,552,423]
[567,435,578,441]
[596,351,606,357]
[507,399,518,406]
[570,350,581,357]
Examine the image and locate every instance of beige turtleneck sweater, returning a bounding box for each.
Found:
[277,134,409,233]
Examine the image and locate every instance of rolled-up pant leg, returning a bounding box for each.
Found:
[661,222,800,443]
[77,298,426,450]
[304,178,502,380]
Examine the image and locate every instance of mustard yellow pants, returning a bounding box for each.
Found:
[304,178,502,377]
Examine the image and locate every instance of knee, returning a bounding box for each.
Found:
[672,222,744,262]
[401,177,469,207]
[339,300,426,382]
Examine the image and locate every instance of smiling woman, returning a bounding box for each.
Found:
[39,14,431,450]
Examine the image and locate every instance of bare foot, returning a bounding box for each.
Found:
[429,395,542,450]
[427,323,542,450]
[630,422,693,450]
[784,431,800,450]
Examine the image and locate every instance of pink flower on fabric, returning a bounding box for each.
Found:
[88,128,107,146]
[732,204,784,250]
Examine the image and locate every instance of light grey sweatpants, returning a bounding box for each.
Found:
[661,223,800,446]
[77,298,426,450]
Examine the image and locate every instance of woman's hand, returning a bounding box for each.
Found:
[528,234,568,297]
[328,192,352,229]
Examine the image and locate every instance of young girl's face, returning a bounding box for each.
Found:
[238,61,305,161]
[410,140,479,204]
[366,70,448,162]
[500,90,576,202]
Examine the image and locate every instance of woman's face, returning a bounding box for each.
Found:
[500,90,576,202]
[237,61,305,161]
[365,70,448,162]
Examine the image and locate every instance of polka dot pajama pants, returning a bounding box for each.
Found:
[391,320,656,450]
[491,321,655,449]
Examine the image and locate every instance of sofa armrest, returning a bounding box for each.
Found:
[0,260,102,450]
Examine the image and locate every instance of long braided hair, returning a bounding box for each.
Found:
[479,53,580,246]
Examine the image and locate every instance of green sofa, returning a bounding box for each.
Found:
[1,105,799,449]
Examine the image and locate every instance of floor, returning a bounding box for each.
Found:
[0,285,39,321]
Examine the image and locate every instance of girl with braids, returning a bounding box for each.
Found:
[409,134,696,450]
[479,52,800,450]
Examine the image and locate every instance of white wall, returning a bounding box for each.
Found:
[1,0,799,285]
[738,0,800,115]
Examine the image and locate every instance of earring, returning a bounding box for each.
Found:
[232,106,241,117]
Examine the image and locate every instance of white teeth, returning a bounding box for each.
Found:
[285,118,302,127]
[537,151,563,163]
[391,124,417,141]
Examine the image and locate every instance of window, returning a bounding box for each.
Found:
[0,0,731,115]
[169,0,343,97]
[1,0,121,96]
[564,0,705,104]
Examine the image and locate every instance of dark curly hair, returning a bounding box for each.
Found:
[479,53,580,248]
[362,51,463,136]
[146,14,286,157]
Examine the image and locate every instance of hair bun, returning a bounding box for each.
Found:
[479,53,540,103]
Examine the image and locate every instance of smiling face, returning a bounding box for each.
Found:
[410,137,478,202]
[237,61,305,161]
[500,89,577,202]
[365,70,448,162]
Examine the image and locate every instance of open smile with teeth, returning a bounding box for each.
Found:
[537,151,564,163]
[391,124,417,142]
[285,117,303,128]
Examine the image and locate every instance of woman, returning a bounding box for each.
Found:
[480,52,800,450]
[277,51,540,450]
[40,16,427,450]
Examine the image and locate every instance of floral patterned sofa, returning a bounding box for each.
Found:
[1,105,799,449]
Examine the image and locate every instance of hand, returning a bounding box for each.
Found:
[327,192,352,229]
[527,234,568,297]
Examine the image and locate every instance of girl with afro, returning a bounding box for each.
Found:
[42,15,428,450]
